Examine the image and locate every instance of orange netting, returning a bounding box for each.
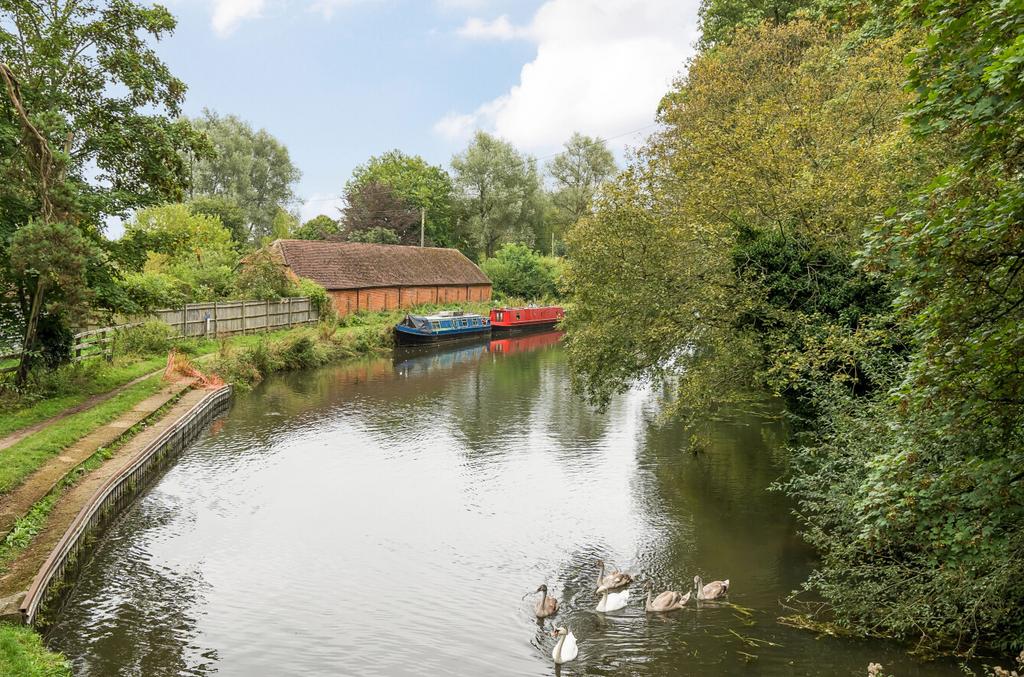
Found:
[164,350,225,388]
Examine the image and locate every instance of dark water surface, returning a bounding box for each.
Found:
[47,333,965,676]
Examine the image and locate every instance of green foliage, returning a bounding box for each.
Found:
[122,203,238,302]
[294,214,342,240]
[480,243,561,300]
[188,195,248,245]
[777,0,1024,654]
[187,109,301,242]
[346,150,456,247]
[451,131,544,258]
[349,225,399,244]
[210,325,391,389]
[0,624,71,677]
[697,0,811,49]
[112,321,175,357]
[290,277,332,318]
[233,248,292,300]
[9,221,96,323]
[547,132,617,246]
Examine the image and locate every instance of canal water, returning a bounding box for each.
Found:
[47,333,965,676]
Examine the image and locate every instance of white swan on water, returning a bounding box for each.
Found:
[595,587,629,612]
[551,626,578,664]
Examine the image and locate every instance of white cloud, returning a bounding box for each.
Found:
[211,0,265,36]
[437,0,699,153]
[456,14,527,40]
[309,0,374,20]
[300,193,345,223]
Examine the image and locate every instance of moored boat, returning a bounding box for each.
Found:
[394,310,491,344]
[489,306,564,333]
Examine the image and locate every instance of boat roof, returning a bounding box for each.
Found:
[407,312,485,321]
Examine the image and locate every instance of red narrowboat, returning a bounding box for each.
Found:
[489,306,564,333]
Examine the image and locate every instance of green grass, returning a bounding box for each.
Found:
[0,375,167,495]
[0,356,168,440]
[0,624,70,677]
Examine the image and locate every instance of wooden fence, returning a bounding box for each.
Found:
[152,297,318,338]
[0,297,318,373]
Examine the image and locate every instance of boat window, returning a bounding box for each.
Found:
[496,312,503,321]
[516,312,521,320]
[431,321,441,330]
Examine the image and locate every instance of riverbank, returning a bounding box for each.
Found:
[0,304,484,675]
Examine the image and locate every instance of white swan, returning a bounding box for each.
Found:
[551,626,578,664]
[693,575,730,601]
[595,587,629,612]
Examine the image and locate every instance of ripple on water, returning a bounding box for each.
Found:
[46,340,971,677]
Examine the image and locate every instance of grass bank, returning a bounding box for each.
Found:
[0,625,70,677]
[0,375,168,496]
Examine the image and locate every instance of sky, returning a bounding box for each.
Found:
[147,0,701,229]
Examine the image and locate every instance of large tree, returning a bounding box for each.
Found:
[0,0,205,382]
[186,110,301,243]
[340,182,420,245]
[451,131,543,258]
[547,132,616,250]
[346,150,456,247]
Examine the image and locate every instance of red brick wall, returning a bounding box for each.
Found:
[328,285,492,317]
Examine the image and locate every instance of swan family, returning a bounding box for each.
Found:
[529,558,730,665]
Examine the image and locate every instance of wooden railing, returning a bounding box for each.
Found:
[0,323,142,374]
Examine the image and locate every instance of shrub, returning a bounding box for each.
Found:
[480,243,561,300]
[113,321,175,357]
[119,270,190,311]
[290,277,333,318]
[234,249,292,300]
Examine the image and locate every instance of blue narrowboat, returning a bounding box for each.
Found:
[394,311,491,344]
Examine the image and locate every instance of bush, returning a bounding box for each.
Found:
[113,321,175,357]
[119,270,190,311]
[480,243,561,300]
[234,248,293,300]
[290,277,333,319]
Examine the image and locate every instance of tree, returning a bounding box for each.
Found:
[346,150,456,247]
[294,214,342,241]
[188,195,248,245]
[547,132,616,249]
[340,181,420,245]
[9,221,96,378]
[480,243,560,300]
[187,110,301,243]
[0,0,205,383]
[451,131,543,258]
[697,0,810,49]
[122,204,238,302]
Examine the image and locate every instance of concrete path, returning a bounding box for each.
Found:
[0,369,164,453]
[0,377,194,541]
[0,387,213,620]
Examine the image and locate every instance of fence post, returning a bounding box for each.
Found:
[287,297,293,327]
[241,301,247,335]
[265,299,270,332]
[213,301,219,338]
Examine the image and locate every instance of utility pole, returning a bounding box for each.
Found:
[420,207,425,247]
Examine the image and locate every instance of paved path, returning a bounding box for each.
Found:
[0,369,164,453]
[0,377,193,541]
[0,387,213,619]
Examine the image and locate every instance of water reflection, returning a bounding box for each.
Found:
[48,332,965,676]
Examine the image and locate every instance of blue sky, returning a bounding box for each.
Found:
[152,0,700,224]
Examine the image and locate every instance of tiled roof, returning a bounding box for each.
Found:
[269,240,491,290]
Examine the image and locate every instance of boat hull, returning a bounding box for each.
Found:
[490,319,561,333]
[394,325,491,345]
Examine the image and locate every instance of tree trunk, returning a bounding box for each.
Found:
[16,279,46,387]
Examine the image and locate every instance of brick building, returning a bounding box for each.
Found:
[268,240,492,317]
